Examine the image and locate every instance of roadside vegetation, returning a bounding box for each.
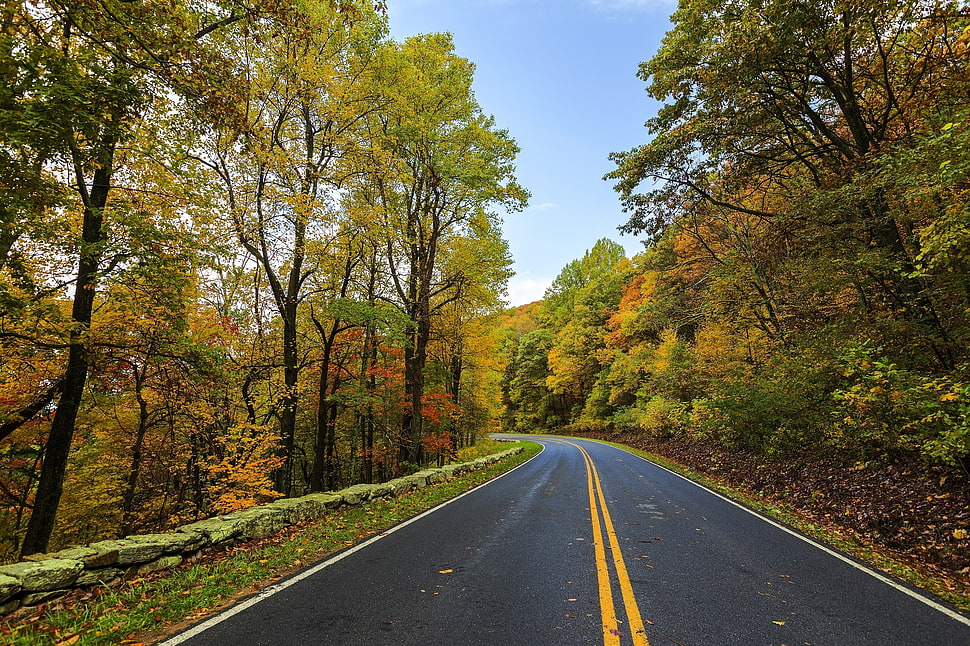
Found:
[0,441,539,646]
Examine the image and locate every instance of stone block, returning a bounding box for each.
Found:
[413,469,445,485]
[136,555,183,576]
[0,559,83,592]
[75,567,122,587]
[0,598,20,616]
[221,507,290,540]
[0,574,21,604]
[77,542,121,568]
[177,518,243,545]
[264,497,325,524]
[386,478,413,496]
[369,483,392,498]
[87,539,165,567]
[339,484,376,506]
[404,473,429,489]
[20,589,67,606]
[441,464,462,478]
[123,532,205,554]
[301,493,344,510]
[51,546,98,563]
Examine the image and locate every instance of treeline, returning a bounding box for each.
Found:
[0,0,525,559]
[499,1,970,477]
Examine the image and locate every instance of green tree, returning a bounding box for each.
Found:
[5,0,251,555]
[201,2,387,493]
[357,34,527,463]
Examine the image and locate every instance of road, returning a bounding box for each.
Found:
[159,436,970,645]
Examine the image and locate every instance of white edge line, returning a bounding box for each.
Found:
[571,436,970,628]
[158,444,545,646]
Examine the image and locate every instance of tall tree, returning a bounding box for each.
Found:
[7,0,248,556]
[202,3,387,493]
[359,34,526,464]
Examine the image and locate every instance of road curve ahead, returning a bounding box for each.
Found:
[159,436,970,646]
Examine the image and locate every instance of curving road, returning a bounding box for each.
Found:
[158,436,970,645]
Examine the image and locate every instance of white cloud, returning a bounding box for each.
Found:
[506,277,552,307]
[529,201,557,212]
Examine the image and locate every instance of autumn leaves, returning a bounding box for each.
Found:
[0,1,524,560]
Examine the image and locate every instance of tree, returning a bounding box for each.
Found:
[357,34,526,464]
[608,0,970,369]
[201,3,387,493]
[6,0,249,555]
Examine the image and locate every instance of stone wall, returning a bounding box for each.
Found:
[0,447,523,616]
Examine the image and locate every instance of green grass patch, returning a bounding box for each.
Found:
[1,441,541,646]
[580,435,970,614]
[456,438,514,461]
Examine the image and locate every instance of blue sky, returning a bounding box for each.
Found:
[387,0,676,306]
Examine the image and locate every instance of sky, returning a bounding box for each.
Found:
[386,0,676,306]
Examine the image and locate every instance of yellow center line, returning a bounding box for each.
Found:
[562,440,652,646]
[583,441,622,646]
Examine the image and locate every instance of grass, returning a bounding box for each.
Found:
[1,440,541,646]
[582,435,970,615]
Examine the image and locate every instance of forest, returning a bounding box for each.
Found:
[497,0,970,578]
[0,0,526,561]
[3,0,970,583]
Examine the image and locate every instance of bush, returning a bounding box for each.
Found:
[702,347,836,456]
[833,343,970,468]
[613,394,688,438]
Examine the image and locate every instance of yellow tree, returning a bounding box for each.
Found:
[201,3,387,493]
[355,34,527,465]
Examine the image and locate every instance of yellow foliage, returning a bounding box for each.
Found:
[201,424,285,514]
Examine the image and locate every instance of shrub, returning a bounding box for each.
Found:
[613,394,688,438]
[833,343,970,469]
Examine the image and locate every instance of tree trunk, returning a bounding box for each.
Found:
[119,367,150,537]
[21,158,112,557]
[309,331,335,492]
[448,344,463,449]
[401,307,430,467]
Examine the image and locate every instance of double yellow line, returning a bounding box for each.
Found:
[562,440,651,646]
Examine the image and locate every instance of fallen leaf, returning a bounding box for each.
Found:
[439,569,453,574]
[772,621,786,626]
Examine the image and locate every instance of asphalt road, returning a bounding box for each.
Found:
[159,436,970,645]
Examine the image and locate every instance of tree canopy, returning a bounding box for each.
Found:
[0,0,523,558]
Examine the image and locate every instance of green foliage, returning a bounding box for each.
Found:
[613,395,688,439]
[833,343,970,468]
